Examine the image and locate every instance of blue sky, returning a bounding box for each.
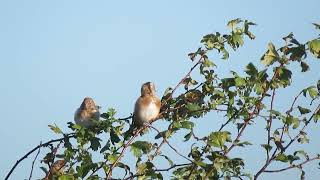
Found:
[0,0,319,179]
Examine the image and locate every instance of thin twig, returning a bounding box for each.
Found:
[254,104,320,179]
[106,126,146,179]
[5,133,75,180]
[266,89,276,161]
[28,142,42,180]
[264,156,320,173]
[122,163,192,180]
[163,55,204,103]
[149,125,192,162]
[283,104,320,151]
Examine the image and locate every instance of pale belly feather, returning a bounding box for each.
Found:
[139,102,159,123]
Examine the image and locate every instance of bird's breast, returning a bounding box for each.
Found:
[139,102,160,122]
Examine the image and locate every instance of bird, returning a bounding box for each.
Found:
[131,82,161,133]
[74,97,100,128]
[44,160,65,180]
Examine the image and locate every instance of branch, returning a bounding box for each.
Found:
[283,104,320,151]
[163,55,204,103]
[28,142,42,180]
[123,163,192,180]
[266,89,276,161]
[5,133,75,180]
[106,126,146,179]
[224,65,282,156]
[254,104,320,179]
[149,125,192,162]
[264,156,320,173]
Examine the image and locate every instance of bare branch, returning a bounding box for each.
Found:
[264,156,320,173]
[28,142,42,180]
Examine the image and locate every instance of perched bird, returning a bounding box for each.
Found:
[44,160,65,180]
[74,97,100,128]
[132,82,161,132]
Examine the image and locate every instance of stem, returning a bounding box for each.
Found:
[5,133,75,180]
[28,142,42,180]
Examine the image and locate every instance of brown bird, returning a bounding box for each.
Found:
[44,160,65,180]
[74,97,100,128]
[132,82,161,131]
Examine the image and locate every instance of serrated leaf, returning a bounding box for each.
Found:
[131,141,152,158]
[208,131,231,148]
[261,43,279,66]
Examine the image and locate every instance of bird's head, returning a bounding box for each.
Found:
[141,82,156,96]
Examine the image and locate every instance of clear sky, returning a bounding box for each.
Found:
[0,0,319,179]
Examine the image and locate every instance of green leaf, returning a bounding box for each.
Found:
[245,63,258,76]
[203,58,215,67]
[184,131,192,141]
[293,118,300,129]
[180,121,194,130]
[308,86,319,99]
[90,137,101,151]
[275,153,288,162]
[236,141,252,147]
[227,18,242,30]
[261,144,273,152]
[48,124,63,134]
[298,106,311,115]
[261,43,279,66]
[235,77,246,87]
[308,39,320,58]
[110,129,120,144]
[294,150,309,159]
[131,141,152,158]
[100,141,111,153]
[58,175,75,180]
[107,154,118,163]
[208,131,231,148]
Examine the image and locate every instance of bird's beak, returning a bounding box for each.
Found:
[96,105,101,109]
